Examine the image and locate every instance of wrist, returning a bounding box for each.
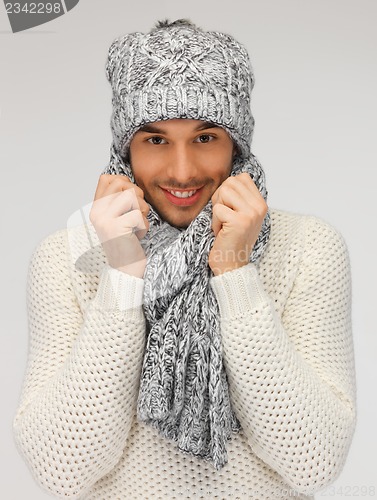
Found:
[210,263,266,317]
[102,234,147,278]
[211,261,247,276]
[209,244,251,276]
[115,258,147,278]
[92,264,145,314]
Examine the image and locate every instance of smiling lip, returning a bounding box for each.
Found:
[161,187,203,206]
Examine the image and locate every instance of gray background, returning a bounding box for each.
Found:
[1,0,376,498]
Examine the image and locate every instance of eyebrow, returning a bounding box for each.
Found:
[137,121,220,134]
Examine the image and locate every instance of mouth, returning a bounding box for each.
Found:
[161,187,203,206]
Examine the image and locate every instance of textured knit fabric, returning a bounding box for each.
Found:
[106,19,255,160]
[102,153,270,469]
[104,18,272,468]
[14,208,356,499]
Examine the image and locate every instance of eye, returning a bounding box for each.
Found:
[195,134,214,143]
[147,136,167,145]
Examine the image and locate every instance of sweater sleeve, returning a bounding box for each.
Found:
[210,216,356,496]
[13,230,146,498]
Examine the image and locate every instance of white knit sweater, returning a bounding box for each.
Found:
[13,208,356,499]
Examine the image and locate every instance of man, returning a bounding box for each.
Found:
[14,19,356,499]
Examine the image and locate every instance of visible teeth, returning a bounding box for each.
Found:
[167,190,197,198]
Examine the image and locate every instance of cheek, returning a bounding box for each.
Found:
[129,150,151,187]
[130,145,164,181]
[132,170,151,191]
[211,154,233,181]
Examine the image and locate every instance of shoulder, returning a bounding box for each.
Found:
[28,225,107,311]
[26,229,71,300]
[29,222,106,275]
[258,208,350,311]
[269,207,348,249]
[29,228,69,264]
[268,210,349,282]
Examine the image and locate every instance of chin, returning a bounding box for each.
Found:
[165,216,193,229]
[158,209,200,229]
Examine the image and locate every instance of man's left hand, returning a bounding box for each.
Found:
[208,173,268,276]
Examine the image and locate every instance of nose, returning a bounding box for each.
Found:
[165,144,199,186]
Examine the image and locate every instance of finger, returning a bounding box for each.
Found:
[90,189,131,219]
[94,174,144,201]
[217,176,265,213]
[211,185,221,206]
[135,197,150,218]
[118,209,149,238]
[92,183,147,220]
[234,172,255,186]
[106,188,146,218]
[233,173,268,209]
[93,174,127,200]
[212,203,234,236]
[211,174,253,210]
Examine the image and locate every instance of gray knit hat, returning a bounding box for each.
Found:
[105,19,255,161]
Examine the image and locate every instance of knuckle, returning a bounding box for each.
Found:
[99,173,116,186]
[212,203,222,215]
[258,200,268,216]
[224,175,234,183]
[248,201,267,220]
[235,172,246,181]
[99,173,112,182]
[107,174,131,187]
[218,183,231,197]
[224,176,237,187]
[133,185,144,197]
[141,200,149,212]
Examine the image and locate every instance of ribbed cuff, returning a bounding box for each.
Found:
[92,264,144,318]
[210,263,267,318]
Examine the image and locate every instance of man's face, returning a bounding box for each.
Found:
[129,118,235,228]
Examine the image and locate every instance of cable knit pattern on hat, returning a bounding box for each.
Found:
[13,208,356,499]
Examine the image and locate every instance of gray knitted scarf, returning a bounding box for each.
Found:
[102,148,270,469]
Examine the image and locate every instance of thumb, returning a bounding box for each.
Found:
[212,207,221,236]
[212,202,233,236]
[211,187,222,236]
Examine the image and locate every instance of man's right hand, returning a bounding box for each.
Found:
[89,174,150,278]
